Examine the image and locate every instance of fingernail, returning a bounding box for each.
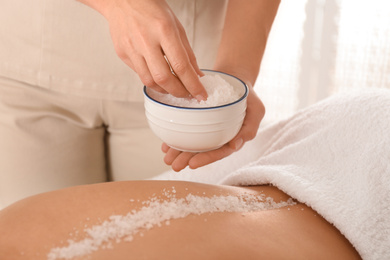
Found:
[234,138,244,150]
[195,95,206,102]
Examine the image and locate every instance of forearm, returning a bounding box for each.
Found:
[214,0,280,86]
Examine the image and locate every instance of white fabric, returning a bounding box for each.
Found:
[0,0,227,101]
[154,89,390,260]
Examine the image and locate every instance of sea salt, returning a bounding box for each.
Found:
[47,189,295,260]
[148,74,242,108]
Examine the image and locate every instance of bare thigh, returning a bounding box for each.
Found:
[0,181,361,260]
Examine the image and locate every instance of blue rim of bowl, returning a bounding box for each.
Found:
[143,69,249,110]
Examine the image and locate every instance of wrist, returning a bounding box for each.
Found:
[211,66,256,88]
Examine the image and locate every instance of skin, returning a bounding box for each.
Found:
[76,0,279,171]
[0,181,361,259]
[162,0,280,171]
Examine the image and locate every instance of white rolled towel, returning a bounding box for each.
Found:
[154,89,390,260]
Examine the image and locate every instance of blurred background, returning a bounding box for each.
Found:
[254,0,390,124]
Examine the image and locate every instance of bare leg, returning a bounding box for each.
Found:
[0,181,361,260]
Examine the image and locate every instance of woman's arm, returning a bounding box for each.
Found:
[163,0,280,171]
[213,0,280,85]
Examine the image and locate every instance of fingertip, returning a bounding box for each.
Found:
[163,155,172,166]
[188,162,200,170]
[161,143,170,153]
[196,67,205,77]
[172,162,189,172]
[163,149,178,166]
[171,165,182,172]
[195,94,207,102]
[171,160,186,172]
[229,137,244,151]
[194,85,208,101]
[188,154,209,169]
[188,160,200,170]
[185,74,208,101]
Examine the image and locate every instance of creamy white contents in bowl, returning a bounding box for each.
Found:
[148,74,242,108]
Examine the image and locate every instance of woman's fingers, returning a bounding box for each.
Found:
[159,17,207,100]
[162,143,236,171]
[162,42,208,101]
[188,144,236,169]
[171,152,195,172]
[176,18,204,77]
[161,142,170,153]
[130,52,168,93]
[163,146,182,166]
[144,48,190,97]
[160,87,265,171]
[104,0,206,99]
[162,145,197,172]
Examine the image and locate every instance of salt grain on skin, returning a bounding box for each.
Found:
[47,188,296,260]
[148,74,242,108]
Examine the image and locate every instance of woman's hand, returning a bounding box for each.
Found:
[161,0,280,171]
[79,0,207,100]
[162,85,265,172]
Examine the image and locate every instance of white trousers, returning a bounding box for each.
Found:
[0,76,169,209]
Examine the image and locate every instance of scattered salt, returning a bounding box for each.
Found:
[47,189,295,260]
[148,74,242,108]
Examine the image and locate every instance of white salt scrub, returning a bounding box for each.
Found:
[47,188,295,260]
[149,74,242,108]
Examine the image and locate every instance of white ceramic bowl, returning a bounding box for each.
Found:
[143,70,248,152]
